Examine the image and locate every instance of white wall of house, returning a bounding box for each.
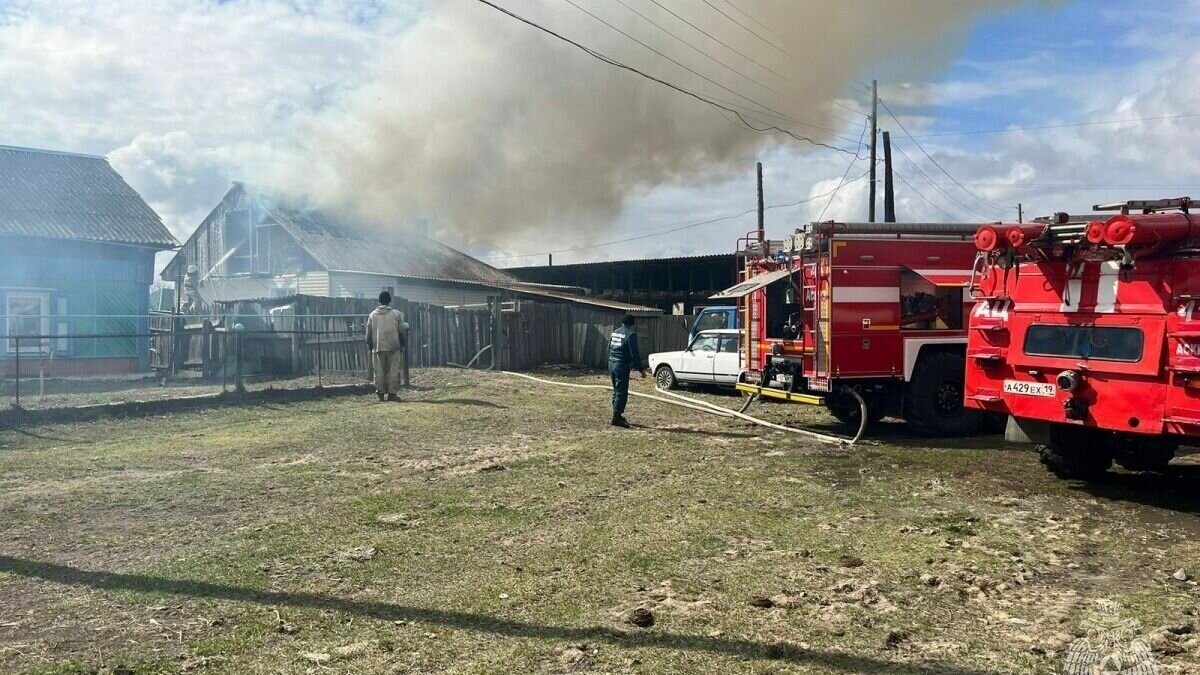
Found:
[296,271,329,296]
[195,272,328,304]
[329,271,497,306]
[195,270,501,307]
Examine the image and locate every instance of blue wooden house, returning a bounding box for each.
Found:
[0,145,177,376]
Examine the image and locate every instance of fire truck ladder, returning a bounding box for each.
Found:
[807,231,834,392]
[1093,197,1195,214]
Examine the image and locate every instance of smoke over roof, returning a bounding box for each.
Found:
[261,0,1051,248]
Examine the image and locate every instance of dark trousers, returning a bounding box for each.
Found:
[610,365,630,417]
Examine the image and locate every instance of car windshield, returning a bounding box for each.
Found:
[693,310,729,333]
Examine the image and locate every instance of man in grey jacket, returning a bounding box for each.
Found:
[366,291,409,401]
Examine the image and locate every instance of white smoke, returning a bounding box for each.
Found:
[258,0,1053,244]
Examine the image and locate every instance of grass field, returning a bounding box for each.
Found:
[1,368,1198,674]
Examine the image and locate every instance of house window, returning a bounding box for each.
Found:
[6,291,51,354]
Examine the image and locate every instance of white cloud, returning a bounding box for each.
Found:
[0,0,408,239]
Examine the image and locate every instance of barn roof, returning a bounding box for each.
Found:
[268,206,514,284]
[0,145,177,249]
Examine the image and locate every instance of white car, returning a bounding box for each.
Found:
[650,328,742,389]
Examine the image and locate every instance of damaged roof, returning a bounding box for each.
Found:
[269,207,515,284]
[0,145,177,249]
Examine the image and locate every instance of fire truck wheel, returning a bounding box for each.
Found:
[1111,436,1178,473]
[654,365,678,390]
[1037,427,1113,480]
[903,351,980,437]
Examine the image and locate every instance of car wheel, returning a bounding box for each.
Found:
[655,365,678,390]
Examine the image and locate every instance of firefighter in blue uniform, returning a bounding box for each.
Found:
[608,314,646,427]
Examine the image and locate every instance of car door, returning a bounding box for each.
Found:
[713,334,741,384]
[679,334,719,383]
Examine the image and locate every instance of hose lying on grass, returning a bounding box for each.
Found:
[493,370,857,446]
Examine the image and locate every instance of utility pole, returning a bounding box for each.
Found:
[868,79,879,223]
[1017,203,1023,224]
[756,161,765,243]
[882,131,895,223]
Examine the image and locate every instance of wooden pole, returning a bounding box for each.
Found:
[1018,203,1024,223]
[869,79,878,223]
[882,131,896,223]
[756,162,765,243]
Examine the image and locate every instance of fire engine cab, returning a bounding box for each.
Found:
[965,197,1197,479]
[713,221,983,436]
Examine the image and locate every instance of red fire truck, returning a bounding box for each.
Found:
[713,221,983,436]
[965,197,1197,479]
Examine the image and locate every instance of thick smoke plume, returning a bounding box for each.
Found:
[266,0,1042,247]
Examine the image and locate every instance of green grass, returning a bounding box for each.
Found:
[0,369,1197,674]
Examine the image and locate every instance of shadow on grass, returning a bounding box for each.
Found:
[649,426,758,439]
[1067,464,1200,515]
[0,423,92,444]
[411,398,508,410]
[0,555,991,674]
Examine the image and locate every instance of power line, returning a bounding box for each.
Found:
[892,169,959,221]
[819,118,870,221]
[610,0,784,98]
[880,98,1010,216]
[891,141,996,221]
[909,111,1200,138]
[487,170,872,262]
[831,99,868,119]
[561,0,791,122]
[921,182,1200,190]
[642,0,787,80]
[849,78,872,92]
[720,0,788,46]
[604,0,859,141]
[700,0,791,60]
[473,0,864,157]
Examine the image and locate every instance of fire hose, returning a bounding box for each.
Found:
[446,345,859,441]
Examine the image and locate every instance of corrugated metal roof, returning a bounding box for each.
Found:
[504,252,734,272]
[269,207,515,285]
[207,278,660,315]
[314,269,660,314]
[0,144,177,249]
[500,282,661,315]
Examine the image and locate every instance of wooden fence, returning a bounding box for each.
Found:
[155,294,690,378]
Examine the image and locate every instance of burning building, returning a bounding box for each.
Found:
[162,184,657,313]
[0,145,177,376]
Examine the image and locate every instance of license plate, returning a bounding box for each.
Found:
[1003,380,1056,397]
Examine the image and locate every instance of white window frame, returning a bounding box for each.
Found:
[5,290,51,354]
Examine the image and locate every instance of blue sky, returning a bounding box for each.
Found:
[899,0,1137,141]
[0,0,1196,270]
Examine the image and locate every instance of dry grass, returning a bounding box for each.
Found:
[0,368,1197,674]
